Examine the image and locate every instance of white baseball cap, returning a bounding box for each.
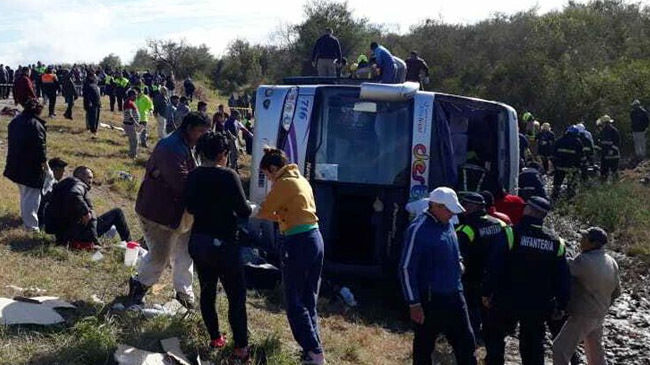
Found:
[428,187,465,214]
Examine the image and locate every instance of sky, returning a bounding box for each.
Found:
[0,0,583,66]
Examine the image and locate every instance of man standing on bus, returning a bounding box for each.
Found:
[311,28,342,77]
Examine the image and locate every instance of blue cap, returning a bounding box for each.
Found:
[461,192,486,206]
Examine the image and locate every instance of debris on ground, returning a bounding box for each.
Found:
[114,344,170,365]
[160,337,192,365]
[91,294,105,304]
[91,250,104,261]
[5,285,47,296]
[29,296,76,310]
[0,297,64,325]
[100,122,125,132]
[114,339,195,365]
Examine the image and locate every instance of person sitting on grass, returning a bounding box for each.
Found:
[44,166,133,249]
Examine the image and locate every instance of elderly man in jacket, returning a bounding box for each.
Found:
[44,166,132,246]
[399,187,477,365]
[127,112,211,309]
[552,227,621,365]
[3,98,47,231]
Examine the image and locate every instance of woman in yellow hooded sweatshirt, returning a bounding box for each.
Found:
[257,148,325,365]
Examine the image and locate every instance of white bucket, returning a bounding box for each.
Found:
[124,241,140,267]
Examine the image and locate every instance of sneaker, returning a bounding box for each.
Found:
[301,351,325,365]
[209,334,227,349]
[175,292,195,310]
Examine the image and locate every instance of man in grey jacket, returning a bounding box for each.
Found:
[552,227,621,365]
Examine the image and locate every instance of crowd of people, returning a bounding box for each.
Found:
[311,28,431,87]
[515,105,647,201]
[0,49,641,365]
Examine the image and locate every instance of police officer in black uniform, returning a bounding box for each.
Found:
[597,115,621,182]
[456,192,514,341]
[482,196,570,365]
[552,126,583,200]
[518,161,548,202]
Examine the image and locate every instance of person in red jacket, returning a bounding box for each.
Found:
[480,190,512,225]
[493,185,525,224]
[13,67,36,107]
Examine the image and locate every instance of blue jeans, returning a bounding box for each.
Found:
[281,228,324,354]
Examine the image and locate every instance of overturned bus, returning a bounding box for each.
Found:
[248,79,519,279]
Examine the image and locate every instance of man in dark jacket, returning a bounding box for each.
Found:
[44,166,132,245]
[183,77,195,102]
[483,197,570,365]
[552,126,583,200]
[311,28,342,77]
[41,67,59,118]
[127,112,211,309]
[456,193,513,341]
[518,162,548,202]
[13,67,36,107]
[62,69,78,120]
[405,51,430,86]
[3,98,47,231]
[399,187,477,365]
[83,74,101,137]
[597,115,621,182]
[630,99,649,159]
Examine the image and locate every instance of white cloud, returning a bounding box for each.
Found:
[0,0,583,66]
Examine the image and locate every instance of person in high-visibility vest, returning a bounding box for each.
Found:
[135,87,154,148]
[41,67,59,118]
[114,73,130,112]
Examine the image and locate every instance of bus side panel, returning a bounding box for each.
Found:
[250,86,292,204]
[506,106,520,193]
[288,91,315,173]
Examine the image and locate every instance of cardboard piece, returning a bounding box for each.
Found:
[100,123,125,132]
[0,297,64,325]
[114,344,171,365]
[30,296,76,310]
[160,337,192,365]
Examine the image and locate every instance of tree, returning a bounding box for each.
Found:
[145,39,215,78]
[130,48,154,71]
[99,53,122,71]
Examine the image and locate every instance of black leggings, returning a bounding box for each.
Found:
[188,235,248,348]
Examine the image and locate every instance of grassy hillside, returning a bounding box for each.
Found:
[0,92,414,365]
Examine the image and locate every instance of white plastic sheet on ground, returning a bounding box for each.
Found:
[0,298,64,325]
[114,345,171,365]
[160,337,192,365]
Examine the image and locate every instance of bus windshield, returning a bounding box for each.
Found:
[314,89,411,186]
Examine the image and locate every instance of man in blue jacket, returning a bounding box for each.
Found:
[399,187,477,365]
[370,42,397,84]
[311,28,342,77]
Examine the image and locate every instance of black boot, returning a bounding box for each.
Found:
[175,291,195,310]
[127,277,150,307]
